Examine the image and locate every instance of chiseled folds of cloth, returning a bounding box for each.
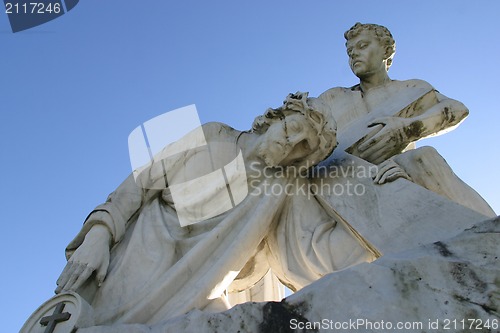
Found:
[65,123,293,325]
[64,122,376,326]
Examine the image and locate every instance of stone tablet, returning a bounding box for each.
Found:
[20,292,93,333]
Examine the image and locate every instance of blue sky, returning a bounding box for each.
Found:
[2,1,499,331]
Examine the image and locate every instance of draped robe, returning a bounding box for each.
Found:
[66,122,371,326]
[65,80,484,328]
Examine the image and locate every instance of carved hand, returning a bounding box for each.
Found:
[357,117,418,164]
[55,224,111,294]
[372,158,412,185]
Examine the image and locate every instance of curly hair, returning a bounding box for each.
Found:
[251,100,337,168]
[344,22,396,70]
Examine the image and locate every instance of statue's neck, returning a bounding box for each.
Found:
[359,71,391,93]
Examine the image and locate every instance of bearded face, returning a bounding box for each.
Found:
[256,113,322,167]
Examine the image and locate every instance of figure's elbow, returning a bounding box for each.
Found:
[440,99,469,126]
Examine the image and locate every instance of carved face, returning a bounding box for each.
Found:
[257,113,321,167]
[346,30,388,79]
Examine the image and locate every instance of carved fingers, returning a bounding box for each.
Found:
[55,227,111,294]
[96,250,110,287]
[358,117,411,164]
[373,159,412,185]
[56,261,94,293]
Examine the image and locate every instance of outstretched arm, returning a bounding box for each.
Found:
[56,173,146,293]
[357,91,468,164]
[56,224,111,292]
[55,123,222,293]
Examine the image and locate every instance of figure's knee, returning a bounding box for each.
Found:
[393,146,453,185]
[404,146,451,173]
[395,146,441,171]
[410,146,441,165]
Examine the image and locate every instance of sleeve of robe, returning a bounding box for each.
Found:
[65,174,146,260]
[64,123,221,259]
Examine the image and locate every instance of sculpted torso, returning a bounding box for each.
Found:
[319,79,431,129]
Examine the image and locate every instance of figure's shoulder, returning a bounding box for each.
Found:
[318,85,359,100]
[392,79,436,91]
[202,122,240,138]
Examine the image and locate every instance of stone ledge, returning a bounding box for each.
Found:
[77,216,500,333]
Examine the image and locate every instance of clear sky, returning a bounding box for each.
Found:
[2,1,499,331]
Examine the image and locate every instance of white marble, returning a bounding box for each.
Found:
[22,22,498,332]
[54,103,337,327]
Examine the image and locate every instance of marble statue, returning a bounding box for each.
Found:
[52,98,343,329]
[21,22,497,333]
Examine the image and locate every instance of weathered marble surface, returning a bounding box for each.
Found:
[76,217,497,333]
[284,217,500,332]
